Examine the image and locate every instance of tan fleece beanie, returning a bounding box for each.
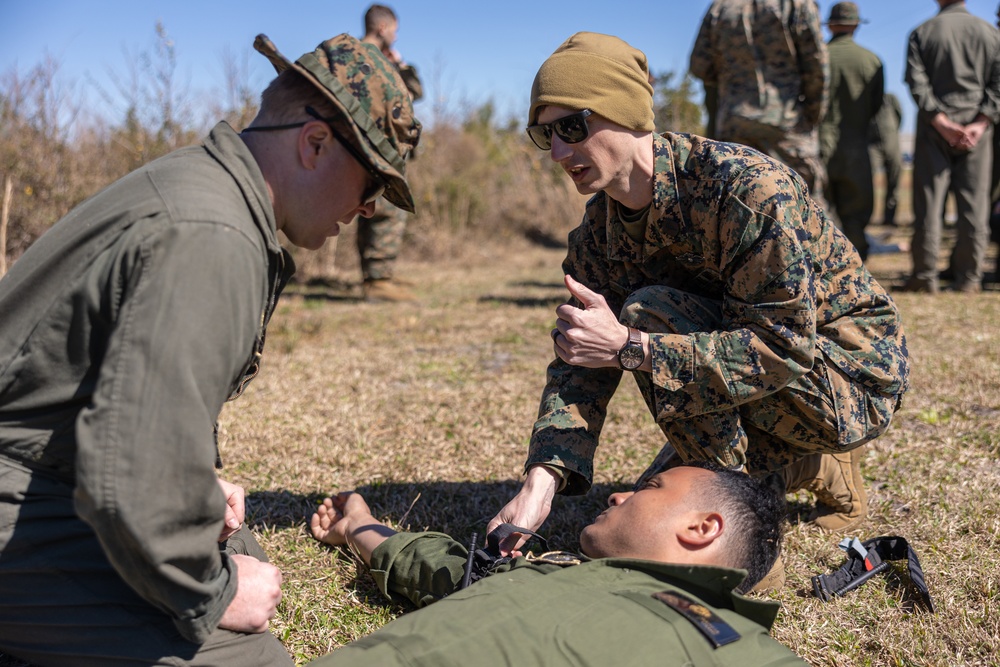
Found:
[529,32,654,131]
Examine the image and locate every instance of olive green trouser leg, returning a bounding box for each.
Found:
[911,121,992,287]
[0,464,292,667]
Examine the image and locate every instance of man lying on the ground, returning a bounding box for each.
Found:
[305,462,806,666]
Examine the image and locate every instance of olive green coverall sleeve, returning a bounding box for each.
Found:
[73,222,265,643]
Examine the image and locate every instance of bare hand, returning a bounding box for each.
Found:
[384,47,403,65]
[217,478,245,542]
[957,118,989,150]
[552,275,628,368]
[218,554,282,633]
[310,492,374,547]
[931,113,965,148]
[487,466,559,555]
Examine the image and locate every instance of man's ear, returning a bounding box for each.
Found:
[297,121,332,171]
[676,511,724,548]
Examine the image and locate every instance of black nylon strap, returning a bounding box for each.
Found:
[812,535,934,612]
[457,523,550,590]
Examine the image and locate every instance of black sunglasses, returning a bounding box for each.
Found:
[526,109,593,150]
[242,106,387,205]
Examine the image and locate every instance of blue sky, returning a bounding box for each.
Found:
[2,1,999,134]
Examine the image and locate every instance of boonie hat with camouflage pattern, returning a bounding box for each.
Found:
[253,33,422,212]
[826,2,867,26]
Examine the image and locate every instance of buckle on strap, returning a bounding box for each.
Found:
[811,535,934,612]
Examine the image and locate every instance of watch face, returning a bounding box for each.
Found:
[619,345,644,370]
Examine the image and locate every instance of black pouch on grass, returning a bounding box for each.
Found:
[812,535,934,612]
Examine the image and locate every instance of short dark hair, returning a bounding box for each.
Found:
[364,4,397,34]
[684,461,785,593]
[254,69,340,126]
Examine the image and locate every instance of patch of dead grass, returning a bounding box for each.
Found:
[215,232,1000,665]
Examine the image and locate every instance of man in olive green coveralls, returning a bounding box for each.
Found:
[0,33,420,666]
[820,2,884,260]
[307,463,806,666]
[490,33,908,573]
[904,0,1000,293]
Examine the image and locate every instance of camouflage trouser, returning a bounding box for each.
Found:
[357,199,407,282]
[621,285,899,483]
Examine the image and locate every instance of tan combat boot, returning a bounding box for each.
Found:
[750,552,785,594]
[781,449,868,534]
[363,278,417,303]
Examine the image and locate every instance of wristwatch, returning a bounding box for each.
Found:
[617,327,645,371]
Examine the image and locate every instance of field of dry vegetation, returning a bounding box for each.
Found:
[218,219,999,667]
[2,34,999,667]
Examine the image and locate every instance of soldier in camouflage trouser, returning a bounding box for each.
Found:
[690,0,829,207]
[358,4,424,300]
[490,33,908,567]
[622,285,898,485]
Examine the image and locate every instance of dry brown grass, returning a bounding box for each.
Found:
[199,215,1000,666]
[0,213,997,667]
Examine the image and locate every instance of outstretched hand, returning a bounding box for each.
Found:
[551,275,629,368]
[486,465,560,555]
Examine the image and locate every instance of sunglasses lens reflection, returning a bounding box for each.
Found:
[526,111,591,150]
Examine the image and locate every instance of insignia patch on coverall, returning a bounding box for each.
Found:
[525,551,583,566]
[652,591,741,648]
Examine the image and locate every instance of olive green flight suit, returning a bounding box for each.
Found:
[308,532,807,666]
[0,123,294,666]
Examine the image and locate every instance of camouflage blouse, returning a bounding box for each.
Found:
[527,133,908,493]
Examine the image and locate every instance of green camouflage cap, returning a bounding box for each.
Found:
[826,2,867,25]
[254,33,422,212]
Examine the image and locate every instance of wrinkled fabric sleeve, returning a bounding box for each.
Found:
[526,221,624,496]
[793,0,829,128]
[368,532,524,609]
[646,165,817,423]
[905,31,940,118]
[397,64,423,102]
[982,39,1000,124]
[74,222,265,644]
[689,9,717,85]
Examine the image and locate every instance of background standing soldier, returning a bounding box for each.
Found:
[820,1,884,261]
[903,0,1000,293]
[689,0,830,206]
[357,3,424,302]
[870,93,904,228]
